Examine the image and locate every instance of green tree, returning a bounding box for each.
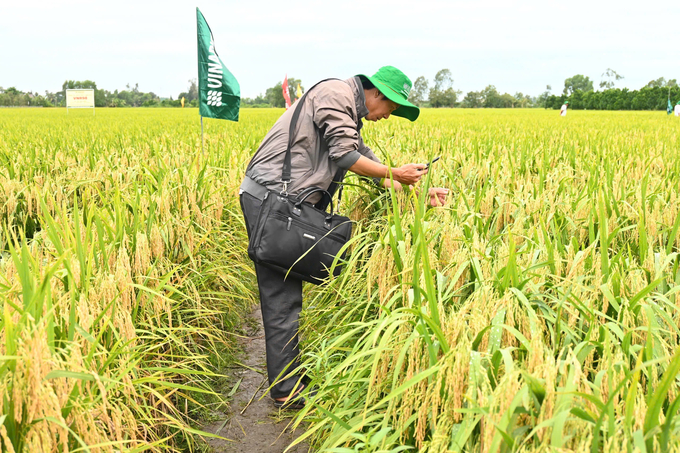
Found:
[178,79,198,103]
[265,83,285,107]
[241,94,270,107]
[408,76,429,106]
[62,80,97,91]
[107,83,159,107]
[481,85,502,108]
[563,74,594,95]
[645,77,678,88]
[545,94,565,109]
[265,77,303,108]
[513,92,533,108]
[599,68,624,90]
[187,79,198,101]
[62,80,108,107]
[288,78,304,102]
[0,87,23,106]
[109,97,126,108]
[0,87,52,107]
[498,93,515,107]
[429,69,460,108]
[537,85,552,108]
[461,91,483,108]
[44,90,62,106]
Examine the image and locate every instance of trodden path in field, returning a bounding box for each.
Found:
[203,306,310,453]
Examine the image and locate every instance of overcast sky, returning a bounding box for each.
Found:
[2,0,679,99]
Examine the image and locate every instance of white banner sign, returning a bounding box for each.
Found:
[66,89,95,108]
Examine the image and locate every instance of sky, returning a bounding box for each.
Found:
[1,0,679,99]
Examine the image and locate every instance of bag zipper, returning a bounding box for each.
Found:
[270,211,347,242]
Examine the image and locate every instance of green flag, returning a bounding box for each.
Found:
[668,98,673,115]
[196,7,240,121]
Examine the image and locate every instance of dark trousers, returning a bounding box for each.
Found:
[239,191,304,399]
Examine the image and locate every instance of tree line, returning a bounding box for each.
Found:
[241,77,303,108]
[0,77,302,109]
[0,79,201,108]
[2,72,677,110]
[407,69,535,108]
[407,69,678,110]
[542,75,679,110]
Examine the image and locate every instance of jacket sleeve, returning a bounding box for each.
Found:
[313,82,364,169]
[358,134,381,163]
[357,134,385,186]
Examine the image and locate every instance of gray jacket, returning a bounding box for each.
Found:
[240,77,381,203]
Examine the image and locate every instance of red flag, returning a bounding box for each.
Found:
[282,74,292,109]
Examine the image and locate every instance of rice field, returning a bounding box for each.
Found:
[0,108,262,452]
[1,107,680,452]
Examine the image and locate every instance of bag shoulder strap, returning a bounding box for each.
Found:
[281,78,340,191]
[315,168,345,211]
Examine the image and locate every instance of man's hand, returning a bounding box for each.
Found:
[393,163,428,186]
[348,157,428,186]
[428,187,449,207]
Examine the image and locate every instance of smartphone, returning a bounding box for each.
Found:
[426,156,440,169]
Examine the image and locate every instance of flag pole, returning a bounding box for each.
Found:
[201,116,204,153]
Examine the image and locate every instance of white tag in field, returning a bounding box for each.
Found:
[303,233,316,240]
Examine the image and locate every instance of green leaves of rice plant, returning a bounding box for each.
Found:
[5,107,680,452]
[0,108,259,451]
[295,109,680,452]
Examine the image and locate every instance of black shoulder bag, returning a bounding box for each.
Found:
[247,83,353,284]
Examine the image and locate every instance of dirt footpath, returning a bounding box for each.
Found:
[203,306,310,453]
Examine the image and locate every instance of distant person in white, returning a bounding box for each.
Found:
[675,101,680,117]
[560,101,569,116]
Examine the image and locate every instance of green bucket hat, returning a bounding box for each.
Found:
[357,66,420,121]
